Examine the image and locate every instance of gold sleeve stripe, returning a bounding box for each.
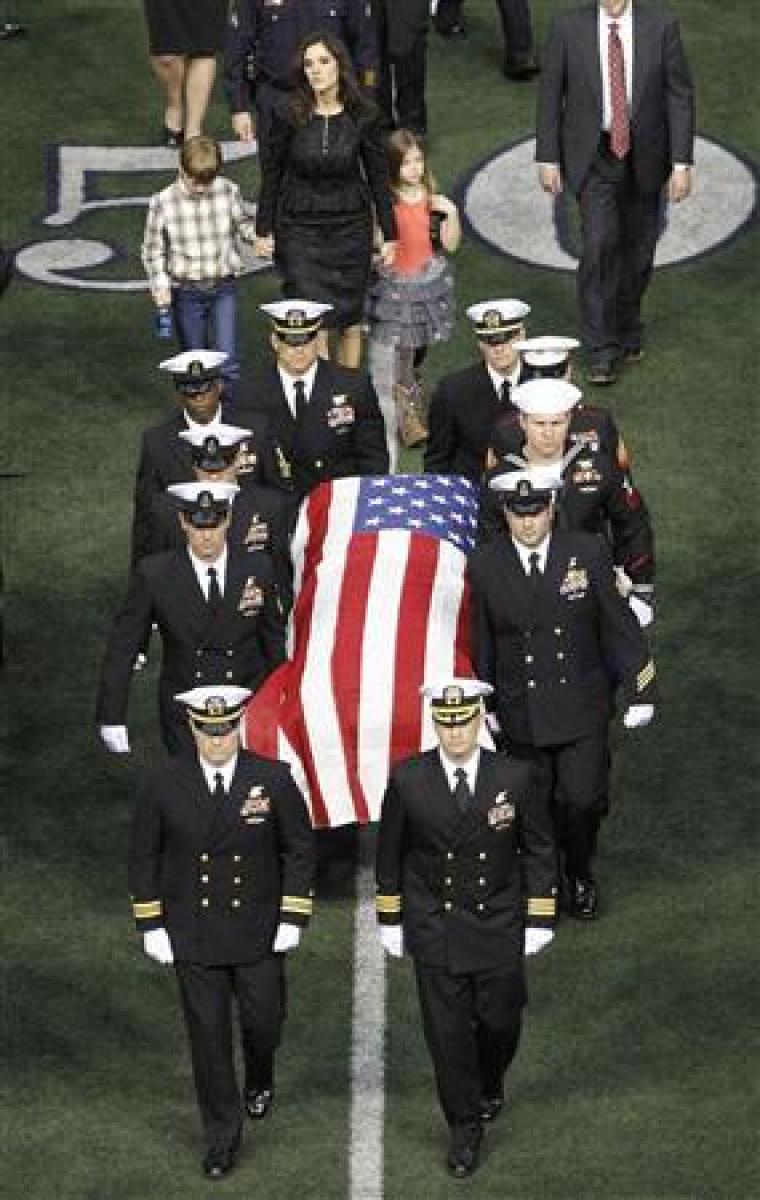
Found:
[133,900,162,919]
[637,661,655,691]
[527,898,557,915]
[281,897,313,913]
[376,895,402,912]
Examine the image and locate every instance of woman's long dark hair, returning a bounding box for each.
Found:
[289,32,366,125]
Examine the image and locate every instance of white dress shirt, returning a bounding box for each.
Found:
[487,361,522,398]
[512,532,551,575]
[438,746,481,793]
[599,2,634,129]
[187,545,228,599]
[199,752,238,794]
[183,406,222,432]
[278,360,319,418]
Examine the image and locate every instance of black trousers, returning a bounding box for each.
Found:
[175,956,285,1153]
[576,139,662,363]
[376,12,428,135]
[413,959,524,1129]
[434,0,534,65]
[506,728,609,881]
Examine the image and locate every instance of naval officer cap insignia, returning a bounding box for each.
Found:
[511,378,582,417]
[466,299,530,345]
[175,685,252,733]
[513,335,580,379]
[159,349,228,393]
[178,422,253,472]
[421,677,494,726]
[489,463,563,514]
[167,480,239,527]
[260,299,333,344]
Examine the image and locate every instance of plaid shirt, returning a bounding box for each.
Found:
[142,176,257,297]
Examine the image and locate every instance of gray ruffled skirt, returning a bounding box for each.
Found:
[365,255,455,349]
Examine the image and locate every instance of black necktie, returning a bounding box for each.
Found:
[453,767,471,813]
[294,379,307,421]
[212,771,225,800]
[528,552,542,590]
[207,565,222,616]
[499,379,511,407]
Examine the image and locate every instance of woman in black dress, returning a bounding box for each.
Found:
[144,0,229,144]
[255,33,397,368]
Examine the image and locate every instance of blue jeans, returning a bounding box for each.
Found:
[172,278,239,383]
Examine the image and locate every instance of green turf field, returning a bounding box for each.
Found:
[2,2,758,1196]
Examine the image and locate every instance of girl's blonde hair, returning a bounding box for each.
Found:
[386,129,436,199]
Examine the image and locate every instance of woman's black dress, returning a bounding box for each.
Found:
[256,105,396,329]
[144,0,229,56]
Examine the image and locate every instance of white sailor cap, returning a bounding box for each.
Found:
[174,685,252,732]
[513,335,580,376]
[489,463,563,513]
[466,299,531,342]
[260,300,333,342]
[421,677,493,725]
[178,423,253,470]
[159,350,228,390]
[167,480,239,526]
[510,378,582,416]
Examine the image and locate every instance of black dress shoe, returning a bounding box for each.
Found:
[621,346,644,363]
[202,1146,238,1180]
[587,361,617,386]
[245,1087,274,1119]
[479,1095,504,1123]
[162,126,184,149]
[570,877,599,920]
[503,58,540,80]
[446,1125,482,1177]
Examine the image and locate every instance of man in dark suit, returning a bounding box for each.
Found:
[423,298,531,482]
[536,0,694,383]
[469,464,656,918]
[146,421,295,613]
[479,378,656,625]
[129,684,314,1179]
[373,0,431,136]
[434,0,538,80]
[376,677,556,1177]
[243,301,389,500]
[97,482,286,756]
[131,350,288,566]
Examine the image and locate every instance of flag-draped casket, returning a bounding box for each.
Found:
[244,475,480,827]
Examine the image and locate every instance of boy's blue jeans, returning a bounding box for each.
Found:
[172,278,239,384]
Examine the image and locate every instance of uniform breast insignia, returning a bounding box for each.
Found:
[238,577,264,616]
[244,514,270,551]
[487,792,515,830]
[326,395,355,431]
[559,558,589,600]
[240,785,271,823]
[569,430,600,454]
[275,445,292,481]
[571,458,602,491]
[236,441,258,476]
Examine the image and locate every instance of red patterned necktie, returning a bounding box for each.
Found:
[608,21,630,159]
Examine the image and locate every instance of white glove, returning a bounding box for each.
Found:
[614,566,633,598]
[272,923,301,953]
[143,928,173,965]
[629,594,654,628]
[99,724,131,753]
[623,703,655,729]
[380,925,404,958]
[485,712,502,735]
[524,927,554,956]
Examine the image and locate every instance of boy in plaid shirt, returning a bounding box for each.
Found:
[142,136,257,387]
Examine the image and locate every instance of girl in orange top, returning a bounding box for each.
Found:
[366,131,461,457]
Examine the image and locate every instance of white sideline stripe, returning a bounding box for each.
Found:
[349,835,385,1200]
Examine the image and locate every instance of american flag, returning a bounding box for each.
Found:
[244,475,480,827]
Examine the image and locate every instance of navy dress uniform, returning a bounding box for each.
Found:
[132,351,288,567]
[97,483,286,756]
[479,378,656,619]
[224,0,379,168]
[129,686,315,1179]
[146,422,296,613]
[469,466,656,917]
[424,299,531,482]
[245,302,389,498]
[376,679,556,1177]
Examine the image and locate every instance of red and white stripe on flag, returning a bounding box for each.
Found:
[244,475,480,827]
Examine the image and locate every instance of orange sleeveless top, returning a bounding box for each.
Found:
[391,197,433,276]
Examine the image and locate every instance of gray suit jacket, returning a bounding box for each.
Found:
[535,2,694,195]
